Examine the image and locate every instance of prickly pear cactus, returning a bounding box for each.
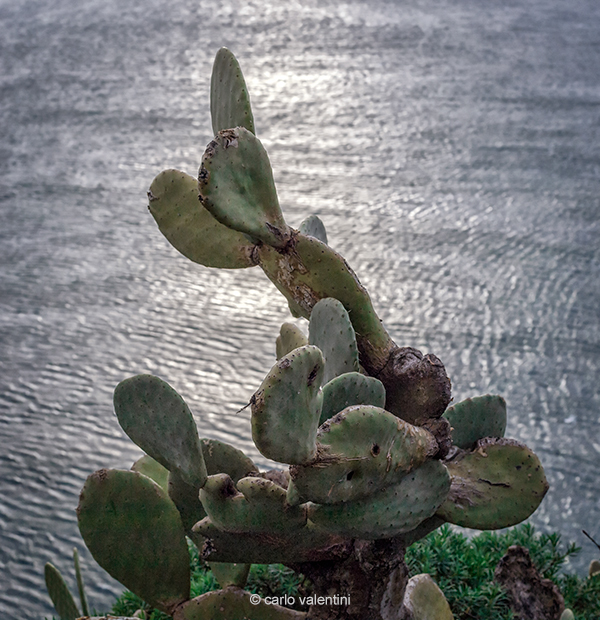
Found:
[56,48,550,620]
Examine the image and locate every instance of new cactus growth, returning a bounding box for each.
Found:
[49,48,552,620]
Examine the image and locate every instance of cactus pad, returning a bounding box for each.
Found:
[131,455,170,493]
[199,127,291,248]
[290,405,438,504]
[443,394,507,450]
[201,437,257,482]
[308,460,451,539]
[299,214,328,245]
[44,562,80,620]
[199,473,306,534]
[114,374,207,488]
[309,298,359,383]
[276,323,308,359]
[210,48,255,135]
[437,437,549,529]
[77,469,190,614]
[251,346,324,464]
[173,586,307,620]
[148,169,257,269]
[403,574,454,620]
[207,562,250,589]
[319,371,386,425]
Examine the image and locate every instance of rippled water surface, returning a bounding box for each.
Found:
[1,0,599,617]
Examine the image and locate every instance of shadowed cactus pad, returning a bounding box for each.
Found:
[131,454,170,492]
[443,394,507,449]
[437,437,549,529]
[77,469,190,614]
[173,586,306,620]
[114,374,207,488]
[199,474,307,534]
[148,169,257,269]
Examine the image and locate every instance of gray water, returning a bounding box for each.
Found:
[1,0,599,617]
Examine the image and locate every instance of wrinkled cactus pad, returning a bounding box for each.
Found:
[114,374,207,488]
[437,437,548,529]
[308,460,450,539]
[290,405,438,504]
[77,469,190,614]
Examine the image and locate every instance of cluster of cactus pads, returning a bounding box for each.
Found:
[56,49,551,620]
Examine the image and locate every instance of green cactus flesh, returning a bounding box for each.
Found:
[199,127,291,249]
[251,345,324,465]
[148,169,256,269]
[207,562,251,589]
[319,371,386,425]
[436,437,549,529]
[443,394,507,450]
[276,322,308,359]
[560,611,575,620]
[589,559,600,577]
[173,586,306,620]
[44,562,80,620]
[131,454,170,493]
[73,547,90,618]
[77,469,190,614]
[309,298,359,384]
[403,574,455,620]
[168,469,207,535]
[114,374,207,488]
[257,233,394,370]
[210,47,255,136]
[308,460,450,539]
[298,214,328,245]
[201,437,258,482]
[192,518,347,564]
[199,473,306,534]
[290,405,438,504]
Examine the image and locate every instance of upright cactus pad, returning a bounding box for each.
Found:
[131,454,170,493]
[148,169,257,269]
[44,562,80,620]
[290,405,438,504]
[251,345,324,464]
[308,460,450,539]
[320,371,386,425]
[443,394,507,449]
[201,438,257,482]
[77,469,190,614]
[437,437,549,529]
[114,374,207,488]
[309,298,359,383]
[276,323,308,359]
[402,574,455,620]
[210,47,255,135]
[299,214,328,245]
[199,127,291,249]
